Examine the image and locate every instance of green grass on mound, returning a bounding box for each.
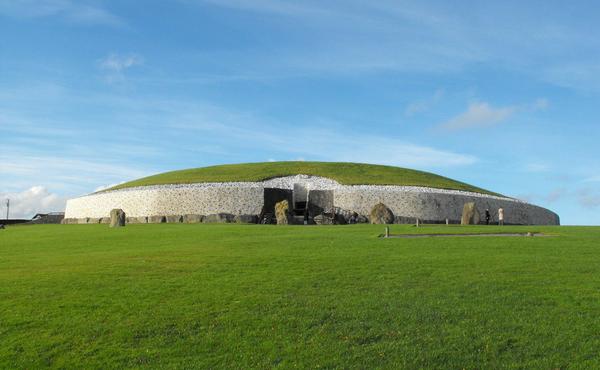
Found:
[1,224,599,368]
[106,161,499,195]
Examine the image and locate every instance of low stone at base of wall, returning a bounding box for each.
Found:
[166,215,183,223]
[235,214,259,224]
[204,213,235,223]
[183,214,204,223]
[148,216,166,223]
[127,216,148,224]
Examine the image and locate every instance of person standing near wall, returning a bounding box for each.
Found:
[498,207,504,226]
[485,209,491,225]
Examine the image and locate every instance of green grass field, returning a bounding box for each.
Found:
[107,161,498,195]
[1,224,599,368]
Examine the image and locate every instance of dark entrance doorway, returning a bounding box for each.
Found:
[261,188,292,224]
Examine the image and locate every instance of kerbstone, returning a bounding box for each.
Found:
[166,215,183,223]
[370,203,394,224]
[148,216,166,224]
[234,214,258,224]
[183,214,203,223]
[204,213,233,223]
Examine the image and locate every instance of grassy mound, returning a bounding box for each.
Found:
[106,161,498,195]
[1,224,598,368]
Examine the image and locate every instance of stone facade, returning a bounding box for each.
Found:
[64,175,560,225]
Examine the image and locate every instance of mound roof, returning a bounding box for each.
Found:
[105,162,499,196]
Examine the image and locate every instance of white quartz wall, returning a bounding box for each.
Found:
[65,185,264,218]
[334,187,559,225]
[64,175,559,225]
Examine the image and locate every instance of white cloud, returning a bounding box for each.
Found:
[186,2,599,94]
[0,0,123,26]
[99,53,143,72]
[440,102,516,130]
[439,98,549,131]
[545,188,566,203]
[0,186,67,219]
[524,163,551,173]
[405,89,444,116]
[98,53,144,83]
[584,175,600,183]
[0,84,476,201]
[159,99,477,168]
[335,139,477,168]
[198,0,329,18]
[531,98,549,111]
[542,63,600,92]
[0,152,152,195]
[577,188,600,209]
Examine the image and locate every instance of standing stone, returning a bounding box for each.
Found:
[275,200,292,225]
[370,203,394,224]
[110,209,126,228]
[461,202,480,225]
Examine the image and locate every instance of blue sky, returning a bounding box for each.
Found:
[1,0,599,224]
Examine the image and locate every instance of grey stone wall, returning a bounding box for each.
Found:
[65,185,264,218]
[334,187,559,225]
[64,175,559,225]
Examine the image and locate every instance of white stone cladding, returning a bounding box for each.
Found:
[333,187,558,225]
[64,175,559,225]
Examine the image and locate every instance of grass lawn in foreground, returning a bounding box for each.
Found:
[1,224,599,368]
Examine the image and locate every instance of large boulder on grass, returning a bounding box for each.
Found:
[275,200,292,225]
[461,202,480,225]
[110,209,126,227]
[370,203,394,224]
